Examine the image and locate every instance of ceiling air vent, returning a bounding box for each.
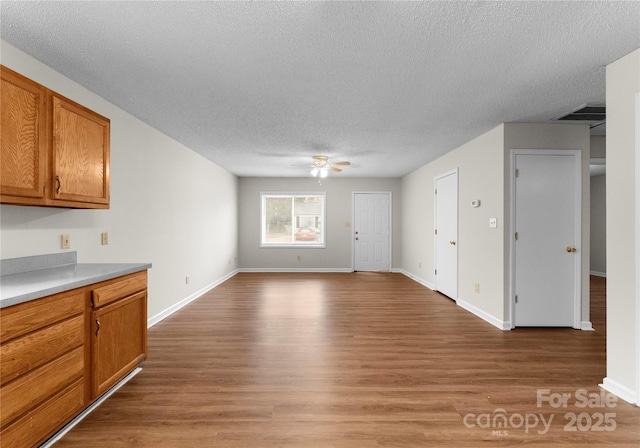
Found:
[552,104,605,128]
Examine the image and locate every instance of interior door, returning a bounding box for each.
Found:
[513,151,580,327]
[354,193,391,271]
[434,169,458,299]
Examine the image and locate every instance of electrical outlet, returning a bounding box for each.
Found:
[61,234,70,249]
[101,232,109,245]
[474,283,480,294]
[419,262,422,268]
[185,275,190,284]
[297,255,301,261]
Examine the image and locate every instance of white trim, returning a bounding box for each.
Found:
[635,92,640,406]
[433,168,459,299]
[509,149,582,329]
[398,269,435,290]
[581,321,594,331]
[590,270,607,277]
[351,191,393,272]
[456,298,511,331]
[239,268,353,273]
[601,377,638,405]
[41,367,143,448]
[147,269,239,328]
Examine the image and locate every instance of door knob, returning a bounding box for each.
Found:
[566,246,577,253]
[450,241,456,245]
[355,237,359,241]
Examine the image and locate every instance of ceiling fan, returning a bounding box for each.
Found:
[310,155,351,178]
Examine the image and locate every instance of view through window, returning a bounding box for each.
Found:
[261,193,325,247]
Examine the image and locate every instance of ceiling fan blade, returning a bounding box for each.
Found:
[328,166,342,173]
[331,161,351,166]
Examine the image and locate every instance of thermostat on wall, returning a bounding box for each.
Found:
[471,199,481,208]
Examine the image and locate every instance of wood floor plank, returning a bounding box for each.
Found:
[53,273,640,447]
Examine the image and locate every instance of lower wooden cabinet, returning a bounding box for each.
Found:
[0,270,147,448]
[91,272,147,399]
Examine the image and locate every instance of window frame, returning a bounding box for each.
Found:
[260,192,326,248]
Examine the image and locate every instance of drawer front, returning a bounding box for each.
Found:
[1,314,84,383]
[0,378,84,448]
[92,270,147,307]
[0,345,84,425]
[0,289,84,342]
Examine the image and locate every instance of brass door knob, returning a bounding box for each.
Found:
[450,241,456,245]
[566,246,577,253]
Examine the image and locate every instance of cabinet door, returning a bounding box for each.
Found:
[52,95,110,206]
[0,66,47,203]
[91,290,147,398]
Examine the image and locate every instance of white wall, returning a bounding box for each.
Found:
[0,41,239,322]
[604,48,640,403]
[402,125,505,325]
[401,122,590,329]
[238,177,401,270]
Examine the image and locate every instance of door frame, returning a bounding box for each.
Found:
[351,191,392,272]
[509,149,582,329]
[433,168,459,300]
[635,92,640,404]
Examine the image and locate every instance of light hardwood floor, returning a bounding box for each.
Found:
[54,273,639,447]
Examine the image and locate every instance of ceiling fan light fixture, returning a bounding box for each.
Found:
[311,167,319,177]
[320,168,328,178]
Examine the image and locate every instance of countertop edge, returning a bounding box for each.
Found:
[0,263,152,309]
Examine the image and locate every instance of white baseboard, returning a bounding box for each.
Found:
[590,270,607,277]
[397,269,435,290]
[600,377,637,405]
[581,321,594,331]
[456,298,511,331]
[238,267,353,273]
[147,269,239,328]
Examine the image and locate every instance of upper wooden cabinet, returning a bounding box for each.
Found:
[0,66,47,203]
[1,66,110,209]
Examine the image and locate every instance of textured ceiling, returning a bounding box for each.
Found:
[1,1,638,178]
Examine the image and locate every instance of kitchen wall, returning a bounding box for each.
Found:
[401,122,590,329]
[0,41,239,323]
[604,48,640,403]
[238,177,401,270]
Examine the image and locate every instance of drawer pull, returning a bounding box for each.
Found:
[95,318,101,337]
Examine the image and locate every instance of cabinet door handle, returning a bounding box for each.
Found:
[95,318,101,337]
[55,176,62,195]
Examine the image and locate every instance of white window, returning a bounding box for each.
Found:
[261,193,325,247]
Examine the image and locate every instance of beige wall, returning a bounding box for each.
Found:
[0,41,239,322]
[605,48,640,402]
[238,177,401,270]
